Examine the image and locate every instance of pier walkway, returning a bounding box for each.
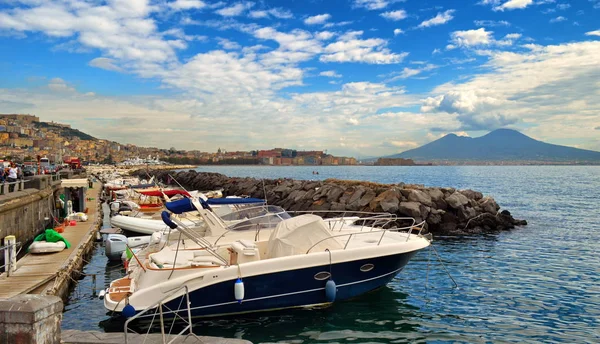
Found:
[0,182,100,299]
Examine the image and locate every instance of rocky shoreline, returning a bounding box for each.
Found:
[133,169,527,235]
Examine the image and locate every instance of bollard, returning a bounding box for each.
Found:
[4,235,17,276]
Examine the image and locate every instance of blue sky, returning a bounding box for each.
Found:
[0,0,599,157]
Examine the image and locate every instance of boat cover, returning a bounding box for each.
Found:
[129,183,156,189]
[266,214,342,258]
[136,189,191,197]
[206,197,264,205]
[165,197,265,214]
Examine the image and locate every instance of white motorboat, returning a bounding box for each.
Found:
[103,197,431,320]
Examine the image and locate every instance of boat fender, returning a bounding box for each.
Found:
[98,290,106,300]
[325,279,336,302]
[234,278,244,304]
[122,303,136,318]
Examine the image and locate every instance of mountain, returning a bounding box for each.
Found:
[387,129,600,163]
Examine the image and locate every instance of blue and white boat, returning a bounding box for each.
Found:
[103,197,431,320]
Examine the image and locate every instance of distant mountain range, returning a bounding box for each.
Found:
[386,129,600,163]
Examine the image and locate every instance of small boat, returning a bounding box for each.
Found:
[29,241,66,254]
[105,234,152,261]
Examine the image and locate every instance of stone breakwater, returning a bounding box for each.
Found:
[134,169,527,235]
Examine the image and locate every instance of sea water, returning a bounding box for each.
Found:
[62,166,600,343]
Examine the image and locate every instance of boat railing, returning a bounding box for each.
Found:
[124,285,200,344]
[169,217,229,266]
[288,210,416,232]
[305,220,427,254]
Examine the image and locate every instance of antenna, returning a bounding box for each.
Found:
[262,179,268,206]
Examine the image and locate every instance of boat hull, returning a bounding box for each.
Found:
[136,251,416,320]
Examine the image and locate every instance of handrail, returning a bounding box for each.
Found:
[305,220,427,254]
[124,285,200,344]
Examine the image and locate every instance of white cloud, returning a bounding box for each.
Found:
[169,0,206,10]
[494,0,534,11]
[385,64,438,81]
[451,28,493,47]
[304,13,331,25]
[321,30,408,64]
[346,118,359,125]
[422,41,600,135]
[393,28,404,35]
[215,2,254,17]
[217,38,241,50]
[88,57,123,72]
[323,21,353,28]
[432,48,441,54]
[315,31,335,40]
[418,10,455,28]
[352,0,398,10]
[380,10,407,21]
[47,78,75,93]
[320,70,342,78]
[586,30,600,36]
[248,8,293,19]
[550,16,567,23]
[474,20,511,27]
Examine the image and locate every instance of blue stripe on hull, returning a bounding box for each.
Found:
[147,251,417,319]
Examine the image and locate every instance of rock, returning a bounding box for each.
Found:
[327,186,346,203]
[370,189,400,213]
[479,196,500,214]
[460,189,483,201]
[346,187,366,210]
[457,205,477,221]
[427,209,444,225]
[398,201,422,218]
[358,189,376,208]
[407,189,433,207]
[338,188,355,205]
[446,191,470,209]
[427,188,444,202]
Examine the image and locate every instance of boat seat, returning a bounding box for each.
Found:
[150,247,194,268]
[231,239,260,263]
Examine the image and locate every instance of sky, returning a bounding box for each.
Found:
[0,0,599,157]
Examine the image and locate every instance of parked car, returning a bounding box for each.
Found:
[23,166,36,177]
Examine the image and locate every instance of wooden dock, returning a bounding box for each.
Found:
[0,182,101,299]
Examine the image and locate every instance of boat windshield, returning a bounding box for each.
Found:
[222,205,291,231]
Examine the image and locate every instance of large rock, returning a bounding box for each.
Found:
[460,189,483,201]
[427,188,444,202]
[370,189,400,213]
[358,189,376,208]
[407,189,433,207]
[479,196,500,214]
[326,186,346,203]
[446,191,470,209]
[398,201,422,218]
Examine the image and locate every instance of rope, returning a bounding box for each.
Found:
[431,244,459,288]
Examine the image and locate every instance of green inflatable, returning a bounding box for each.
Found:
[33,229,71,249]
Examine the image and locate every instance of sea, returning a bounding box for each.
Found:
[62,166,600,344]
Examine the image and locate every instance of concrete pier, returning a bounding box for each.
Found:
[61,330,252,344]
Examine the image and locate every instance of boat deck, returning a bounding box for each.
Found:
[0,182,100,299]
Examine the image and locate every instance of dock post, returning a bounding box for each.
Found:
[91,274,97,296]
[4,235,17,276]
